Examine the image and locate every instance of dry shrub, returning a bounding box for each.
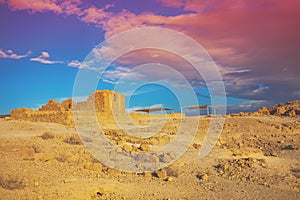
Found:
[30,145,42,153]
[63,135,82,145]
[165,166,182,177]
[55,154,67,162]
[40,132,55,140]
[291,168,300,178]
[0,175,25,190]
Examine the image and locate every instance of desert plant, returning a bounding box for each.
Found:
[63,135,82,145]
[0,175,25,190]
[40,132,55,140]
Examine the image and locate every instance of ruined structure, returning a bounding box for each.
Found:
[74,90,125,116]
[10,90,126,126]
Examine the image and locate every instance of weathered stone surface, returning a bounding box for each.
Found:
[267,100,300,116]
[258,106,270,116]
[155,169,167,179]
[9,90,127,126]
[139,143,150,151]
[39,99,62,111]
[123,144,133,152]
[61,98,75,111]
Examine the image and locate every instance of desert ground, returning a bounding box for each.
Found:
[0,113,299,200]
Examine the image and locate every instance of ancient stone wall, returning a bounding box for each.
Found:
[10,109,74,126]
[39,99,62,111]
[75,90,125,116]
[10,90,126,126]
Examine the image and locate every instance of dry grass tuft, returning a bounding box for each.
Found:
[63,135,82,145]
[40,132,55,140]
[0,175,25,190]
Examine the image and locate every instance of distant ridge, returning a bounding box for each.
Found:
[230,100,300,117]
[263,100,300,116]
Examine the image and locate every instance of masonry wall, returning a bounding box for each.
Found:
[10,90,126,126]
[10,108,74,126]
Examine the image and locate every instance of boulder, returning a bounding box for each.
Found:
[258,106,270,116]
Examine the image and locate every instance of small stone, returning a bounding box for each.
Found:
[202,173,209,181]
[263,182,269,187]
[165,177,173,182]
[280,140,285,144]
[142,172,152,178]
[139,143,150,151]
[193,143,201,149]
[123,144,133,152]
[271,151,278,157]
[199,173,208,181]
[155,169,167,179]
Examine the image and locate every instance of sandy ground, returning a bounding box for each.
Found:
[0,115,299,199]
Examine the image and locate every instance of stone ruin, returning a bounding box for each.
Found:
[10,90,125,126]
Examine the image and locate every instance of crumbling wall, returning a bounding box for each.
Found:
[61,98,75,111]
[10,109,74,126]
[10,90,126,126]
[79,90,125,116]
[39,99,62,111]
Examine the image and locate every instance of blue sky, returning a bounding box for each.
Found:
[1,0,299,114]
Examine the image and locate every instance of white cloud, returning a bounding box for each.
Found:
[0,49,31,59]
[67,60,97,70]
[30,51,64,64]
[228,100,267,111]
[41,51,50,58]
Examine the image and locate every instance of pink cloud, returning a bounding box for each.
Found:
[98,0,299,72]
[80,4,113,25]
[7,0,62,13]
[60,0,84,16]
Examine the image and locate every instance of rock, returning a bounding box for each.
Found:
[258,107,270,116]
[193,143,201,149]
[139,143,150,151]
[253,100,300,116]
[288,110,296,117]
[142,172,152,178]
[165,177,173,182]
[270,151,278,157]
[123,144,133,152]
[155,169,167,179]
[276,105,286,116]
[200,173,209,181]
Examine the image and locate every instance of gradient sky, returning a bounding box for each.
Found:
[0,0,299,114]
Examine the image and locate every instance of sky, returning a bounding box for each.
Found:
[0,0,299,114]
